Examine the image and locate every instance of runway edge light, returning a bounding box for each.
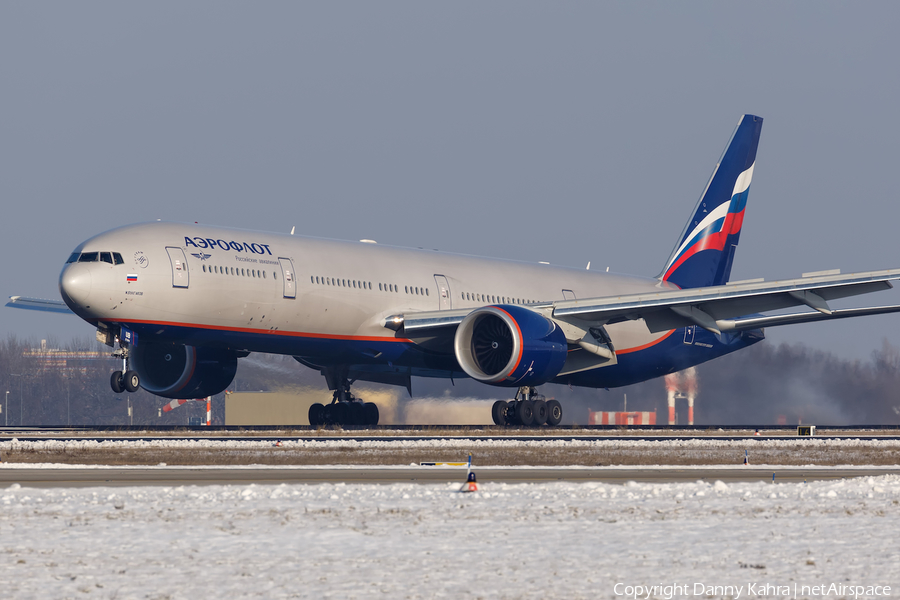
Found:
[460,454,478,493]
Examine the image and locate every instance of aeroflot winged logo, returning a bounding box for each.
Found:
[191,253,212,261]
[183,236,273,255]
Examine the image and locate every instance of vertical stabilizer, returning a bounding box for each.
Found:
[659,114,763,288]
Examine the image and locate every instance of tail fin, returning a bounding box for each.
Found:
[659,114,763,288]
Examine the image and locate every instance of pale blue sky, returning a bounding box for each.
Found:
[2,2,899,358]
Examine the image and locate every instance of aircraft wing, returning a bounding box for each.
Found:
[5,296,73,314]
[388,269,900,336]
[553,268,900,334]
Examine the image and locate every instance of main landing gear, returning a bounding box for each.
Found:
[308,374,379,427]
[491,386,562,427]
[110,339,140,394]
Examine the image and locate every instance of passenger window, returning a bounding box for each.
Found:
[203,265,207,273]
[66,252,80,263]
[425,288,429,296]
[113,252,124,265]
[78,252,98,262]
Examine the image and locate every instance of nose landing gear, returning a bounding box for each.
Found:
[110,334,140,394]
[491,386,562,427]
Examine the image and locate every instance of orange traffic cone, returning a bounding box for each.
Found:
[460,471,478,493]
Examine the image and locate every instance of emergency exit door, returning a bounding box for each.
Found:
[166,247,189,288]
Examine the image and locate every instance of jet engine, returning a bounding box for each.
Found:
[453,305,567,387]
[130,342,238,399]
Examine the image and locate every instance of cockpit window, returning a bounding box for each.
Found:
[69,251,124,264]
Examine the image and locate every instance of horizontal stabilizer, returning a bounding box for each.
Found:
[6,296,73,314]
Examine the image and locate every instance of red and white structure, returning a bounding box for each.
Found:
[663,367,698,425]
[588,411,656,426]
[162,396,212,426]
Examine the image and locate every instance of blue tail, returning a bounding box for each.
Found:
[659,114,763,289]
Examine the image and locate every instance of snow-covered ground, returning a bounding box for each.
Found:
[2,475,899,599]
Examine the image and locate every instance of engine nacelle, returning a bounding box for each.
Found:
[453,305,567,387]
[130,342,238,399]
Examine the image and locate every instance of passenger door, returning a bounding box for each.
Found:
[166,247,189,288]
[279,257,296,298]
[434,275,452,310]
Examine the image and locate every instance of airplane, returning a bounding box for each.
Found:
[9,114,900,427]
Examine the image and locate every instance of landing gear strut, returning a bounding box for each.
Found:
[491,387,562,427]
[308,369,379,427]
[110,335,140,394]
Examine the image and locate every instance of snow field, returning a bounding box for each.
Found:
[1,476,899,599]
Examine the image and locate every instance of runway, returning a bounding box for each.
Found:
[3,465,899,488]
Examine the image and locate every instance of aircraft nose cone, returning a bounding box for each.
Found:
[59,263,92,309]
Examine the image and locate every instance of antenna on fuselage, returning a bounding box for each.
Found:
[290,226,295,235]
[586,262,590,270]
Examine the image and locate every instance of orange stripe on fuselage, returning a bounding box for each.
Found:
[115,318,413,344]
[615,329,676,355]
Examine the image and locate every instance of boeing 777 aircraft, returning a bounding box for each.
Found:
[9,114,900,426]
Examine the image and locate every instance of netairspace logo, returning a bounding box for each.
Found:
[613,582,892,599]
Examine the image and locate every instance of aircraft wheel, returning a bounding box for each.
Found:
[547,400,563,426]
[123,370,140,393]
[491,400,508,426]
[516,400,534,426]
[363,402,379,426]
[348,402,364,426]
[308,403,325,427]
[110,371,125,394]
[532,399,548,426]
[332,402,349,426]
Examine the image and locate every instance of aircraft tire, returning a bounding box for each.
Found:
[547,400,563,426]
[363,402,379,426]
[308,403,325,427]
[516,400,534,426]
[123,370,140,393]
[332,402,349,425]
[110,371,125,394]
[532,399,548,426]
[491,400,508,426]
[348,402,364,426]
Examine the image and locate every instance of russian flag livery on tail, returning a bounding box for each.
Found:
[660,114,763,289]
